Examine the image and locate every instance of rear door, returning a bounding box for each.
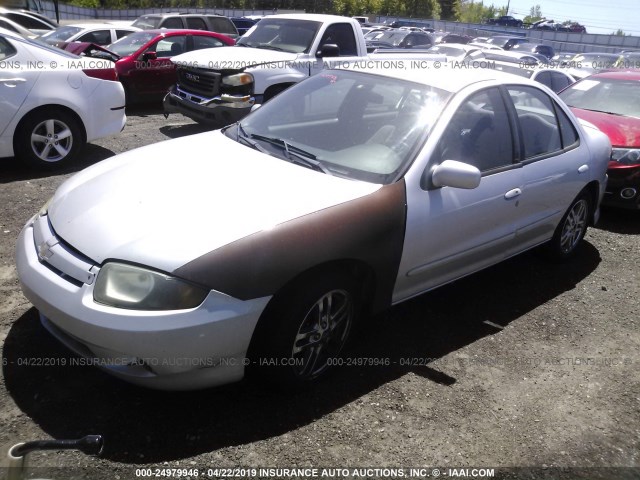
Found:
[504,84,585,249]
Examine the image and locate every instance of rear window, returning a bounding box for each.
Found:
[4,12,49,29]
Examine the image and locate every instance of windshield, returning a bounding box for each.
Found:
[108,31,156,56]
[559,77,640,118]
[237,18,321,53]
[131,16,161,30]
[38,25,81,42]
[225,69,452,184]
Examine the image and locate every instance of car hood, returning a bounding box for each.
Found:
[171,46,299,68]
[48,131,381,273]
[570,107,640,147]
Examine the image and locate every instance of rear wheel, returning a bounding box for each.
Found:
[546,192,591,261]
[249,271,359,387]
[15,109,83,169]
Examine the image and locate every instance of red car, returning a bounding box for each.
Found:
[105,29,235,103]
[559,70,640,209]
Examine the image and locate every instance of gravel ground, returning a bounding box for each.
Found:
[1,108,639,480]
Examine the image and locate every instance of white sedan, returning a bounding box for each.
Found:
[38,23,140,47]
[16,66,610,390]
[0,28,126,168]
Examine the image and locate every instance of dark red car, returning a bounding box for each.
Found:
[559,70,640,209]
[106,29,235,103]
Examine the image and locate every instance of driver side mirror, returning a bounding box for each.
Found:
[316,44,340,58]
[142,51,157,61]
[431,160,481,189]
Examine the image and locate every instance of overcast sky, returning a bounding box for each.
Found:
[504,0,639,35]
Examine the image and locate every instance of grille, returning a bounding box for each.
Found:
[177,67,221,98]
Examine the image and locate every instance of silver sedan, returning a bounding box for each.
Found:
[16,66,611,390]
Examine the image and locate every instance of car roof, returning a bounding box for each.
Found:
[338,64,536,94]
[66,23,137,29]
[265,13,358,23]
[138,12,226,18]
[587,69,640,81]
[128,28,231,36]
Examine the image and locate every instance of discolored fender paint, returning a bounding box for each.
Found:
[173,180,407,313]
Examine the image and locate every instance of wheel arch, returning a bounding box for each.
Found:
[582,180,601,225]
[245,257,377,369]
[263,82,296,102]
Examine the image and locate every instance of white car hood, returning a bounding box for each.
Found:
[48,131,381,273]
[171,46,299,68]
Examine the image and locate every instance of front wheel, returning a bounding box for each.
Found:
[249,271,359,388]
[546,192,591,261]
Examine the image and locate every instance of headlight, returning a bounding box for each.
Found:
[222,72,253,87]
[611,148,640,165]
[94,262,208,310]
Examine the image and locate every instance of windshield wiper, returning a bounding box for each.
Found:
[250,134,331,175]
[236,123,269,153]
[256,44,286,52]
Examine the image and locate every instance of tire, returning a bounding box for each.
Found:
[249,271,359,388]
[545,192,591,261]
[15,109,84,169]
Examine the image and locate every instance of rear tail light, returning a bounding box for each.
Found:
[82,68,118,82]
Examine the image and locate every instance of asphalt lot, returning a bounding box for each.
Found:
[1,106,639,480]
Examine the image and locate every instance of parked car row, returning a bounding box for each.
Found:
[2,12,639,216]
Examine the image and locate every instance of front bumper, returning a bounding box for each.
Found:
[163,86,253,127]
[15,215,271,390]
[602,164,640,210]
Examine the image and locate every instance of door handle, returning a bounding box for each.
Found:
[504,188,522,199]
[578,164,589,173]
[0,78,27,84]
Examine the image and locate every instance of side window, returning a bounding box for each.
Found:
[6,13,46,29]
[507,86,562,159]
[186,17,207,30]
[534,71,552,90]
[161,17,183,29]
[405,34,431,47]
[153,35,186,57]
[555,104,579,148]
[434,88,514,172]
[550,72,572,93]
[78,30,111,45]
[319,23,357,56]
[116,29,134,39]
[0,37,18,60]
[191,35,224,50]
